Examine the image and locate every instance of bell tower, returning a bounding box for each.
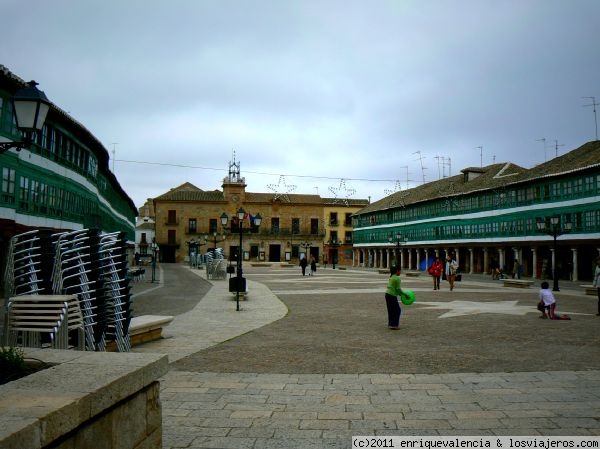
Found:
[222,151,247,204]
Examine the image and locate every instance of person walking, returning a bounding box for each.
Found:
[309,256,317,276]
[513,259,520,279]
[428,257,443,290]
[445,254,458,291]
[593,257,600,316]
[299,256,308,276]
[384,265,404,329]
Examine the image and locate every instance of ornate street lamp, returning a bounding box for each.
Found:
[150,237,159,283]
[388,232,408,270]
[186,237,207,268]
[536,215,572,291]
[299,241,311,261]
[208,231,226,254]
[220,208,262,311]
[0,81,52,154]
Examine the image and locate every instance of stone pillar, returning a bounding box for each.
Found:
[483,248,489,275]
[499,248,505,271]
[424,250,430,272]
[532,248,538,279]
[551,248,556,279]
[408,248,413,270]
[571,248,578,282]
[416,249,421,271]
[468,248,474,274]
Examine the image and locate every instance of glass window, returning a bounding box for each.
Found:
[292,218,300,234]
[1,167,15,204]
[19,176,30,210]
[209,218,217,234]
[188,218,197,233]
[310,218,319,234]
[271,217,280,233]
[330,212,338,225]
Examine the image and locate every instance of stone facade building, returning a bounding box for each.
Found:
[150,158,369,265]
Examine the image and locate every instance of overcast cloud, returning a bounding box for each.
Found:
[2,0,599,209]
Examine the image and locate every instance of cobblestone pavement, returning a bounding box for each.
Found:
[131,264,600,448]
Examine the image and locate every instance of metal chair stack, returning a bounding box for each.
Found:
[2,228,133,352]
[3,295,84,350]
[97,232,132,352]
[3,229,54,298]
[206,248,227,280]
[51,229,100,351]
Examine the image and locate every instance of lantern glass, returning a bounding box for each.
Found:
[12,81,51,132]
[237,207,246,220]
[254,213,262,226]
[220,212,228,226]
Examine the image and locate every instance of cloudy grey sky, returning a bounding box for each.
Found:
[2,1,599,209]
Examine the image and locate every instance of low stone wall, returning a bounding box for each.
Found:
[0,348,168,449]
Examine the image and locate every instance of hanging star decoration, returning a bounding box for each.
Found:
[437,181,464,212]
[329,179,356,206]
[267,175,297,203]
[385,180,409,208]
[416,300,536,319]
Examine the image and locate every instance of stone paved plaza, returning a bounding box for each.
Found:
[131,264,600,448]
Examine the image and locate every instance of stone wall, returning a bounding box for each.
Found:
[0,348,168,449]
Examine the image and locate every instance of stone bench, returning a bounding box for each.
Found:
[129,315,174,346]
[405,271,420,277]
[580,284,597,296]
[503,279,534,288]
[378,269,389,274]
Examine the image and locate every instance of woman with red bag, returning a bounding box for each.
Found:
[428,257,443,290]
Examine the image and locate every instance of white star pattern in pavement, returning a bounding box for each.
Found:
[416,300,535,318]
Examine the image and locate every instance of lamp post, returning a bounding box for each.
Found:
[220,208,262,311]
[536,215,572,291]
[299,241,311,261]
[209,231,226,254]
[150,237,159,283]
[0,81,52,154]
[388,233,408,270]
[186,237,207,268]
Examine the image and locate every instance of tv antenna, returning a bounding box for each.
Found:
[536,138,547,162]
[111,143,118,172]
[412,151,427,184]
[582,96,599,141]
[553,139,565,157]
[476,146,483,167]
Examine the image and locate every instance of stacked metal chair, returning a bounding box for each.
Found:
[2,228,133,352]
[206,248,227,280]
[97,232,132,352]
[51,229,100,351]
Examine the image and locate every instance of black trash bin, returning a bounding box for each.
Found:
[229,276,246,293]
